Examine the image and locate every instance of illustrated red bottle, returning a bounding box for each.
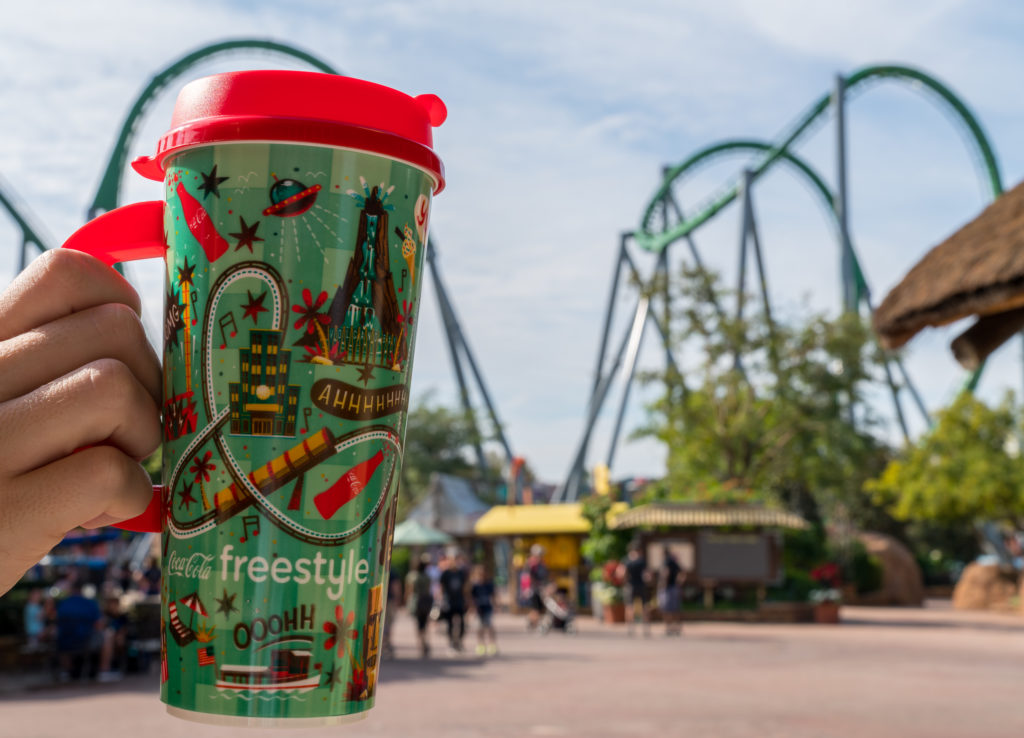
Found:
[314,451,384,519]
[176,182,229,262]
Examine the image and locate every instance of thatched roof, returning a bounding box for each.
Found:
[873,179,1024,351]
[609,503,807,531]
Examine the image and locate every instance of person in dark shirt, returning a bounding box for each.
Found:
[406,555,433,658]
[523,544,548,630]
[56,582,102,680]
[470,564,498,656]
[439,551,469,652]
[658,545,684,636]
[619,543,651,637]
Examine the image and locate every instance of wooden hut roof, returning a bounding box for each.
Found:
[609,503,807,531]
[873,179,1024,351]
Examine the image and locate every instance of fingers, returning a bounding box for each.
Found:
[0,359,161,475]
[0,446,153,595]
[0,249,142,341]
[0,302,162,406]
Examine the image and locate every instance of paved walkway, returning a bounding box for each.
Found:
[3,603,1024,737]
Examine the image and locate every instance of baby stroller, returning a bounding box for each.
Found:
[538,585,576,634]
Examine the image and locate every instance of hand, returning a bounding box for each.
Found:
[0,250,162,595]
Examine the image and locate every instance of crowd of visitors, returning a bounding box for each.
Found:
[617,543,685,637]
[7,538,686,684]
[403,549,499,658]
[12,554,162,684]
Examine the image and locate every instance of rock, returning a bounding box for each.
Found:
[854,532,925,606]
[952,562,1018,611]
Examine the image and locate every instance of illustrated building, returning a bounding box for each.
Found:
[229,329,301,436]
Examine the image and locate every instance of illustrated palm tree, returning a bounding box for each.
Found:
[292,288,331,358]
[189,450,217,511]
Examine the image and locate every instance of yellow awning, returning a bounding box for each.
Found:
[474,502,628,536]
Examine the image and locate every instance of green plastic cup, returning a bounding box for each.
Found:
[62,70,445,726]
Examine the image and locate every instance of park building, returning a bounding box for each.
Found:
[229,329,302,436]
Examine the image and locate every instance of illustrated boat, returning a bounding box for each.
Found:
[216,647,318,692]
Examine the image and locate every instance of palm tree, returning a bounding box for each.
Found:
[292,288,331,359]
[189,450,216,511]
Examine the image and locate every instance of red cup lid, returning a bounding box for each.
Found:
[132,70,446,193]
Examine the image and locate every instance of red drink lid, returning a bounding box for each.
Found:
[132,70,446,193]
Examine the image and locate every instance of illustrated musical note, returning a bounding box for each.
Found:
[218,312,238,349]
[239,514,260,542]
[398,267,407,293]
[301,407,312,434]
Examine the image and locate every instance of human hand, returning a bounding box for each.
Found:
[0,250,161,595]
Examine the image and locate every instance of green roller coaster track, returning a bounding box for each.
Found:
[638,64,1003,254]
[636,63,1003,395]
[653,138,870,298]
[88,39,339,218]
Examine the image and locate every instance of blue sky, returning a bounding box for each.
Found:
[3,1,1024,483]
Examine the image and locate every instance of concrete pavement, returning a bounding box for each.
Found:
[2,603,1024,737]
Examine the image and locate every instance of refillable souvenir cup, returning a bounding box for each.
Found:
[62,70,445,727]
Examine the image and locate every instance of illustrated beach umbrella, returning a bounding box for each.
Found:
[392,518,453,547]
[874,179,1024,368]
[179,592,208,631]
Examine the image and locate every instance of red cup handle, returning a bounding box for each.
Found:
[63,200,168,532]
[62,201,166,265]
[111,487,165,532]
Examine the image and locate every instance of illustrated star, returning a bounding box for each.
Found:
[178,480,197,512]
[230,216,264,253]
[356,361,376,387]
[165,288,184,349]
[199,165,230,199]
[322,663,343,691]
[215,589,238,618]
[177,257,196,288]
[241,289,269,325]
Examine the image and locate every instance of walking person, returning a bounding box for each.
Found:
[440,550,469,652]
[620,543,651,637]
[406,555,434,658]
[470,564,498,656]
[523,544,548,631]
[658,545,684,636]
[23,588,45,651]
[381,568,401,660]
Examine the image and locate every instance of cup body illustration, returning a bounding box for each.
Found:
[62,71,445,726]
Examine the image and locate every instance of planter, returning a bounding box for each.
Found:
[603,602,626,624]
[813,601,841,624]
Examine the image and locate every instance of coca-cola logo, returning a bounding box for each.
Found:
[167,551,214,581]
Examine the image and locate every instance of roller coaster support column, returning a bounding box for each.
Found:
[554,288,650,503]
[426,240,514,478]
[427,240,490,482]
[739,170,778,375]
[591,233,630,401]
[0,175,50,273]
[605,249,666,470]
[835,74,857,314]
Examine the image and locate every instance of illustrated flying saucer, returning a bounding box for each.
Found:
[263,178,322,217]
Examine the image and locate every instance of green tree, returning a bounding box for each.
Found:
[399,391,480,514]
[637,266,893,529]
[868,391,1024,526]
